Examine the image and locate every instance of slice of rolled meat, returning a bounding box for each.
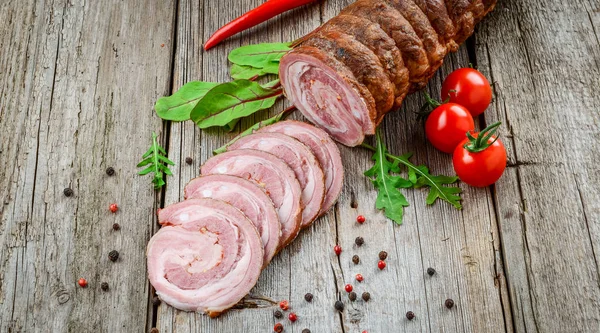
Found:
[227,132,325,228]
[258,120,343,216]
[445,0,485,45]
[184,174,280,266]
[201,149,302,248]
[413,0,458,51]
[280,45,374,146]
[148,198,263,316]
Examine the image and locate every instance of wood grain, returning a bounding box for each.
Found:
[0,0,175,331]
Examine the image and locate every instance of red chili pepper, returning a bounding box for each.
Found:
[204,0,318,50]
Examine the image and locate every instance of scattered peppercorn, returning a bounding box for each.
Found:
[78,278,88,288]
[378,260,386,270]
[279,300,289,311]
[304,293,313,302]
[152,296,161,306]
[334,245,342,256]
[355,274,364,282]
[361,292,370,302]
[288,312,297,322]
[427,267,436,276]
[356,215,366,223]
[334,300,344,311]
[406,311,415,320]
[185,157,193,165]
[445,299,455,309]
[112,223,120,231]
[274,310,283,318]
[344,284,353,293]
[348,292,357,301]
[302,329,311,333]
[350,201,358,209]
[101,282,109,291]
[352,255,360,265]
[108,250,119,262]
[150,328,159,333]
[274,323,284,333]
[106,167,115,176]
[355,237,364,246]
[362,331,368,333]
[63,188,73,197]
[109,203,118,213]
[378,251,388,260]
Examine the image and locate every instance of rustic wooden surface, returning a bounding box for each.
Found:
[0,0,598,332]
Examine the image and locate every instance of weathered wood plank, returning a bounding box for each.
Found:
[476,0,600,331]
[0,0,175,331]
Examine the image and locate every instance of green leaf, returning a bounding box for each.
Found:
[230,63,279,80]
[154,81,218,121]
[228,42,291,69]
[190,79,282,129]
[136,132,175,190]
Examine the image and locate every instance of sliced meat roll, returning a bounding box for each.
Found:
[320,14,411,107]
[148,198,263,316]
[445,0,485,44]
[201,149,302,247]
[184,174,280,266]
[258,120,343,215]
[228,132,325,228]
[342,0,430,90]
[413,0,458,51]
[303,30,395,116]
[280,45,375,146]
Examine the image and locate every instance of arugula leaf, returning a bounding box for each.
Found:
[154,81,218,121]
[190,79,282,129]
[137,132,175,190]
[213,105,296,155]
[230,62,280,80]
[228,42,291,69]
[364,131,412,224]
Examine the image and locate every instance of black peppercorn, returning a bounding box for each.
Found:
[406,311,415,320]
[185,157,193,165]
[101,282,109,291]
[112,223,120,231]
[427,267,436,276]
[355,237,364,246]
[274,310,283,319]
[108,250,119,262]
[106,167,115,176]
[352,255,360,265]
[304,293,313,302]
[63,188,73,197]
[348,292,357,301]
[152,296,161,306]
[302,329,311,333]
[378,251,388,260]
[361,292,370,302]
[149,328,158,333]
[445,299,454,309]
[334,300,344,311]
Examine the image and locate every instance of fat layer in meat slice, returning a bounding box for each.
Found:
[413,0,458,51]
[320,14,410,107]
[200,149,302,248]
[228,133,326,228]
[258,120,343,216]
[184,174,281,266]
[342,0,430,90]
[280,45,376,146]
[303,30,395,116]
[148,198,263,316]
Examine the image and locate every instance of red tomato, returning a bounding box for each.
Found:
[425,103,475,153]
[441,68,492,117]
[453,132,507,187]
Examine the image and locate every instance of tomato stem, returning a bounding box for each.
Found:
[417,92,444,120]
[464,121,502,153]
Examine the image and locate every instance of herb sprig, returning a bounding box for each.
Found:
[137,132,175,190]
[363,130,462,224]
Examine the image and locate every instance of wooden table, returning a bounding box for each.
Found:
[1,0,599,332]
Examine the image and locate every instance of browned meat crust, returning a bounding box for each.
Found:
[445,0,485,44]
[413,0,458,51]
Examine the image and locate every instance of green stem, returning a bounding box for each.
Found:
[465,121,502,153]
[360,142,458,207]
[213,106,297,155]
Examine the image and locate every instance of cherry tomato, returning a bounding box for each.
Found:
[425,103,475,154]
[441,68,492,117]
[453,126,507,187]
